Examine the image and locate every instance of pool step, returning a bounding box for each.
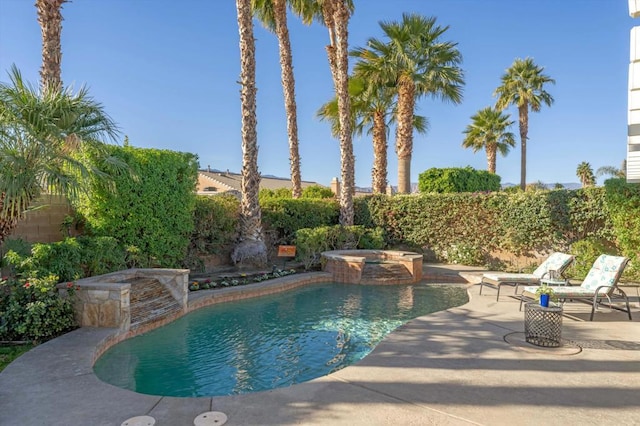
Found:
[360,263,414,284]
[127,277,182,330]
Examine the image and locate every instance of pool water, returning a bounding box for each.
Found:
[93,282,467,397]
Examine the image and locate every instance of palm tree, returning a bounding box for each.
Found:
[576,161,596,187]
[36,0,68,93]
[232,0,268,266]
[317,75,427,194]
[462,107,516,174]
[0,66,123,244]
[495,57,555,191]
[596,159,626,179]
[352,13,464,194]
[252,0,302,198]
[294,0,354,225]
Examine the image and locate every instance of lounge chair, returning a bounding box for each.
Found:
[479,252,574,301]
[519,254,632,321]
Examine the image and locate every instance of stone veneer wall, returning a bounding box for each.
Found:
[321,250,423,284]
[58,268,189,331]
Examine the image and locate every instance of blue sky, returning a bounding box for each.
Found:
[0,0,633,188]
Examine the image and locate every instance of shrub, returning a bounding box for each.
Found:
[418,166,501,193]
[261,198,339,244]
[74,146,198,268]
[185,195,240,271]
[568,238,617,280]
[294,225,385,269]
[302,185,334,199]
[259,187,293,201]
[0,275,77,341]
[604,178,640,280]
[4,237,126,282]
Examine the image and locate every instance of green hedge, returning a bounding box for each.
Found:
[261,198,340,244]
[73,146,198,268]
[418,166,501,193]
[185,194,240,271]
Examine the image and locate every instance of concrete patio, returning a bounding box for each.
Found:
[0,264,639,426]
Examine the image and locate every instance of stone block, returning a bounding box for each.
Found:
[82,303,101,327]
[87,290,110,302]
[99,300,120,327]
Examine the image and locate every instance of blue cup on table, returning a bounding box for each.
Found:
[540,294,550,307]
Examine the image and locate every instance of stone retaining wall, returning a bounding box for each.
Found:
[58,268,189,330]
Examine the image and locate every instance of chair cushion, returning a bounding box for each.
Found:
[532,252,574,278]
[580,255,628,292]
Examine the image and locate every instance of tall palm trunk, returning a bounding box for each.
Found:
[233,0,267,266]
[486,145,497,174]
[396,75,416,194]
[518,103,529,190]
[371,110,387,194]
[273,0,302,198]
[323,0,354,226]
[36,0,67,93]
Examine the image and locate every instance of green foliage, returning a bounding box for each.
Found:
[568,238,616,280]
[302,185,334,199]
[259,187,293,201]
[294,225,385,269]
[73,146,198,268]
[185,195,240,271]
[351,188,615,267]
[261,198,340,244]
[0,343,35,372]
[4,236,126,281]
[418,166,500,193]
[604,179,640,280]
[0,275,77,341]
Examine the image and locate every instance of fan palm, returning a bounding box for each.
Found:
[317,75,427,194]
[0,66,124,244]
[36,0,68,93]
[596,159,626,179]
[495,57,555,190]
[462,107,515,174]
[232,0,267,266]
[576,161,596,187]
[252,0,302,198]
[352,13,464,194]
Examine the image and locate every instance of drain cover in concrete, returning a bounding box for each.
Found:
[194,411,228,425]
[504,332,582,355]
[121,416,156,426]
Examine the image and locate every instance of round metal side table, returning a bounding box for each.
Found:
[524,302,563,347]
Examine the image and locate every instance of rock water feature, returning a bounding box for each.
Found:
[321,250,423,284]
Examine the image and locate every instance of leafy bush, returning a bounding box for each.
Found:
[4,237,126,282]
[0,275,77,341]
[604,178,640,280]
[418,166,501,193]
[185,195,240,271]
[294,225,385,269]
[302,185,334,199]
[261,198,339,244]
[259,187,293,201]
[73,146,198,268]
[568,238,616,280]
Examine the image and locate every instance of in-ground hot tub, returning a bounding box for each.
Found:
[321,250,423,284]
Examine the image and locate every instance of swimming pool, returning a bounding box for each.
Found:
[93,282,468,397]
